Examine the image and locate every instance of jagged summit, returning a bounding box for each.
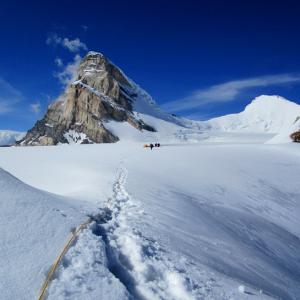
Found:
[19,52,157,146]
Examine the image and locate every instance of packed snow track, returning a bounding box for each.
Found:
[47,165,198,300]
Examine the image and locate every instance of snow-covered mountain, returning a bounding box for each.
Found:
[206,95,300,133]
[93,94,300,144]
[17,51,300,145]
[204,95,300,143]
[0,130,25,146]
[19,51,178,146]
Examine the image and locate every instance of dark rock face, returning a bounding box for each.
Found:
[19,52,155,146]
[291,131,300,142]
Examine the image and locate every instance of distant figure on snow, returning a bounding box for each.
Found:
[150,143,154,150]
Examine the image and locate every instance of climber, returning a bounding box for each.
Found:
[150,143,154,150]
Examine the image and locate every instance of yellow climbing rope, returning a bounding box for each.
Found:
[37,218,93,300]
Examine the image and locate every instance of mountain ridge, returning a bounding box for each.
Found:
[15,51,300,145]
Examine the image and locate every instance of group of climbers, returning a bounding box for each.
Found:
[144,143,161,150]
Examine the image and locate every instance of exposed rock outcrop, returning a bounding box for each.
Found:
[19,51,155,146]
[291,130,300,142]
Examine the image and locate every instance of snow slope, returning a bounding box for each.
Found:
[0,168,88,299]
[267,115,300,144]
[0,130,25,145]
[125,143,300,300]
[0,166,129,300]
[0,140,299,299]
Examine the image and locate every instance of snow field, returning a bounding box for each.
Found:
[0,141,299,299]
[0,168,90,299]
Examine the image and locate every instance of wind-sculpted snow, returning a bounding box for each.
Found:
[0,168,90,299]
[125,143,300,299]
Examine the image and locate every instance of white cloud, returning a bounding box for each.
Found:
[46,34,85,86]
[0,78,22,114]
[54,54,82,86]
[55,57,63,66]
[162,74,300,113]
[46,33,87,53]
[29,102,41,114]
[62,37,87,52]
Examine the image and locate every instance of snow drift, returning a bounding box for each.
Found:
[0,167,93,299]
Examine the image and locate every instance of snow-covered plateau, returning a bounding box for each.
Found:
[0,134,300,299]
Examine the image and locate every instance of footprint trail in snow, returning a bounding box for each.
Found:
[100,165,196,300]
[46,164,198,300]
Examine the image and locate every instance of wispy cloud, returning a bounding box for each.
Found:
[54,54,82,86]
[47,33,86,87]
[46,33,88,53]
[162,74,300,113]
[63,38,87,52]
[0,78,22,114]
[29,102,41,114]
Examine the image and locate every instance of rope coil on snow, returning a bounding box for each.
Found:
[37,218,92,300]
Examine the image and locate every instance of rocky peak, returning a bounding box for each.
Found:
[79,51,130,86]
[18,52,155,146]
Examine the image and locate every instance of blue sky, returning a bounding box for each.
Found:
[1,1,300,130]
